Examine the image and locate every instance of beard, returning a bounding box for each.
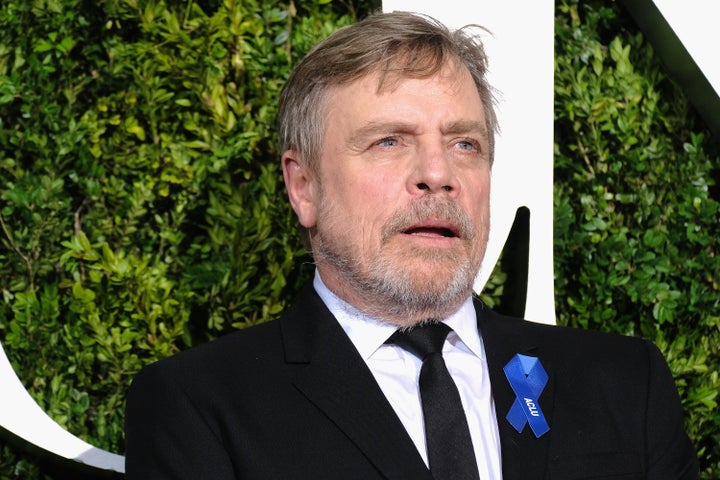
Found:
[312,194,488,327]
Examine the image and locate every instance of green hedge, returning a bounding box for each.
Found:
[554,1,719,476]
[0,0,717,478]
[0,0,376,476]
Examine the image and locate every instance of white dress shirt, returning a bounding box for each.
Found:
[313,272,503,479]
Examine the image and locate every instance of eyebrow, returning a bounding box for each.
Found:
[440,120,488,140]
[348,120,488,145]
[347,121,419,145]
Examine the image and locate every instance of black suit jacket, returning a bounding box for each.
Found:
[125,284,698,479]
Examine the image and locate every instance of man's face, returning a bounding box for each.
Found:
[284,62,491,327]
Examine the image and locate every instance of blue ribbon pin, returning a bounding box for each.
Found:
[503,354,550,438]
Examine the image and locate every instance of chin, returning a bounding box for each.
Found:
[367,270,474,326]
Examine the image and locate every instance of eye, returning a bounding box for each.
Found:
[455,139,479,152]
[375,136,399,148]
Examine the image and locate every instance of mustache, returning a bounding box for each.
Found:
[381,196,475,242]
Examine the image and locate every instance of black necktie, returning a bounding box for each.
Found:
[389,323,480,480]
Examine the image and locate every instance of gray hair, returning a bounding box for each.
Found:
[277,11,498,170]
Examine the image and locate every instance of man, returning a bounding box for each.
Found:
[125,11,698,479]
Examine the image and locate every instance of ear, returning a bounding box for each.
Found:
[282,150,318,228]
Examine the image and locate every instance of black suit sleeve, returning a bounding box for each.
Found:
[124,362,236,479]
[644,341,699,479]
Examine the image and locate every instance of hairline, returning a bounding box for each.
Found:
[278,12,499,174]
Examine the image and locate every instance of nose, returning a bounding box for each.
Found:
[408,144,460,197]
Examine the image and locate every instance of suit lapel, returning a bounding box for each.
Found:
[476,301,555,480]
[280,287,432,480]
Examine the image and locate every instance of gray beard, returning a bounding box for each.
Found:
[313,196,483,327]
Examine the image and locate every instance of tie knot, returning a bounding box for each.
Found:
[389,322,452,360]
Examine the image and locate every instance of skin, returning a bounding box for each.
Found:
[283,61,491,328]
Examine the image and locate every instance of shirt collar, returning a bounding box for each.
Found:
[313,270,484,361]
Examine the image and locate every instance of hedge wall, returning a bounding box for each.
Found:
[0,0,718,478]
[0,0,376,477]
[554,2,719,476]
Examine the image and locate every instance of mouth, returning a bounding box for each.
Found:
[401,221,460,239]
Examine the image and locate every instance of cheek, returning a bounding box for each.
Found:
[320,180,385,241]
[322,160,417,236]
[464,174,491,214]
[331,169,402,213]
